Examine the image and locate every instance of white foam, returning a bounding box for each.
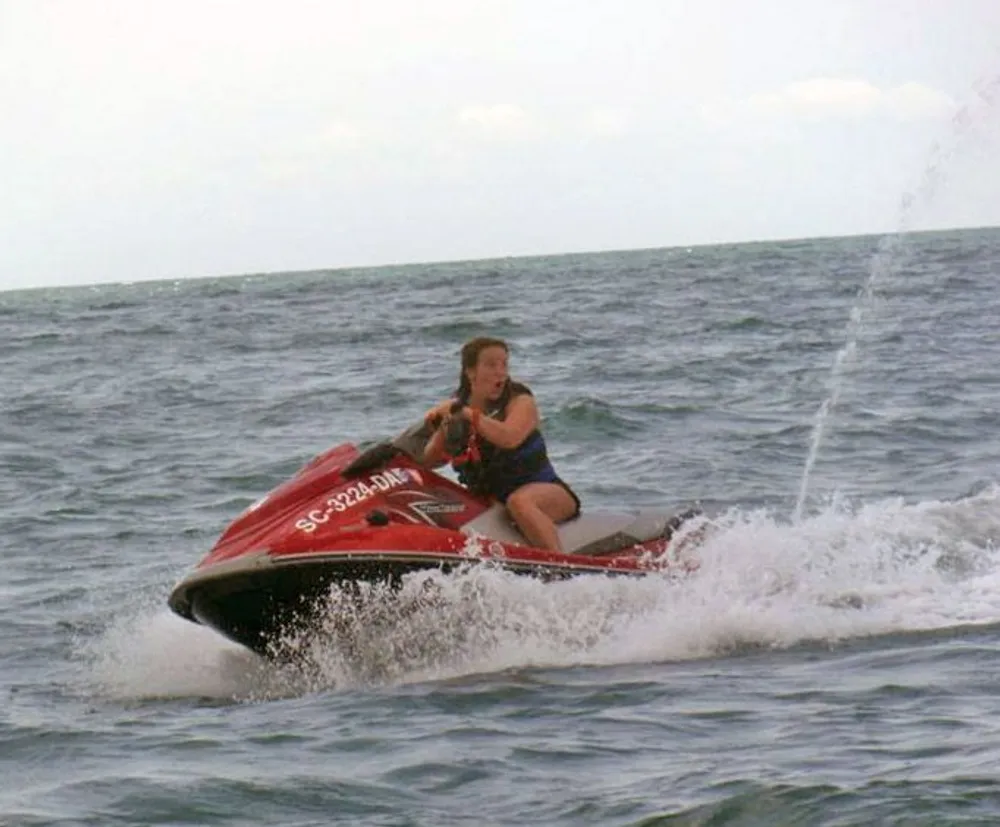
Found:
[82,488,1000,699]
[81,599,273,702]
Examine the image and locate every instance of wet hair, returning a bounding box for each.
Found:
[456,336,509,402]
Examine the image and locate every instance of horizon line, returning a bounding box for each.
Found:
[4,221,998,296]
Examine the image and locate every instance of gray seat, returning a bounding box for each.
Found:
[461,505,692,556]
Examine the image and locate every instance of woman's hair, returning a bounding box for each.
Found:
[456,336,509,401]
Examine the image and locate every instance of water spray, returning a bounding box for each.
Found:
[794,73,1000,522]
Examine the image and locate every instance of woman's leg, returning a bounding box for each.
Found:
[505,482,578,552]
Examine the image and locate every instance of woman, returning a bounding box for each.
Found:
[422,337,580,552]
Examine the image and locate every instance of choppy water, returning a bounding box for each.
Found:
[4,227,1000,825]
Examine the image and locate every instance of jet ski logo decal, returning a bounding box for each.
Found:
[410,500,465,515]
[406,499,467,526]
[381,489,469,527]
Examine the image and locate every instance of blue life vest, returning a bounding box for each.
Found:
[453,382,558,502]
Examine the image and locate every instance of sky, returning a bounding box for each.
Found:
[2,0,1000,290]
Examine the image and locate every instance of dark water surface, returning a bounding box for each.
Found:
[4,228,1000,825]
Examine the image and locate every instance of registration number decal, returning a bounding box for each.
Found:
[295,468,409,533]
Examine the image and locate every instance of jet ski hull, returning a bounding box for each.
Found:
[171,547,660,657]
[168,428,704,658]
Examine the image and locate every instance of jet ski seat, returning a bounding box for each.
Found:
[462,505,700,556]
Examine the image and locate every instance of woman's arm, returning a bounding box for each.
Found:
[422,422,450,468]
[465,395,538,450]
[419,398,458,468]
[425,398,457,424]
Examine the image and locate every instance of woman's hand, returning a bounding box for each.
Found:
[456,406,481,431]
[424,399,457,429]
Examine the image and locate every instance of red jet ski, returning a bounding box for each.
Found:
[168,418,703,657]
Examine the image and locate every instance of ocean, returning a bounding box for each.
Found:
[3,227,1000,825]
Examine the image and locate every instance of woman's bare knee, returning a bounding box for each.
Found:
[521,483,576,523]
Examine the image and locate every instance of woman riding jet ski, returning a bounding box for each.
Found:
[422,336,580,552]
[167,338,704,657]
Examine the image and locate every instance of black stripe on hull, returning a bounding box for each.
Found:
[183,555,643,657]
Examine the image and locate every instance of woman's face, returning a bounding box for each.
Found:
[468,346,509,402]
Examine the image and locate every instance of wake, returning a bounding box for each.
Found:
[81,485,1000,701]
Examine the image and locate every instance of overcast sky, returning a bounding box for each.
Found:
[2,1,1000,290]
